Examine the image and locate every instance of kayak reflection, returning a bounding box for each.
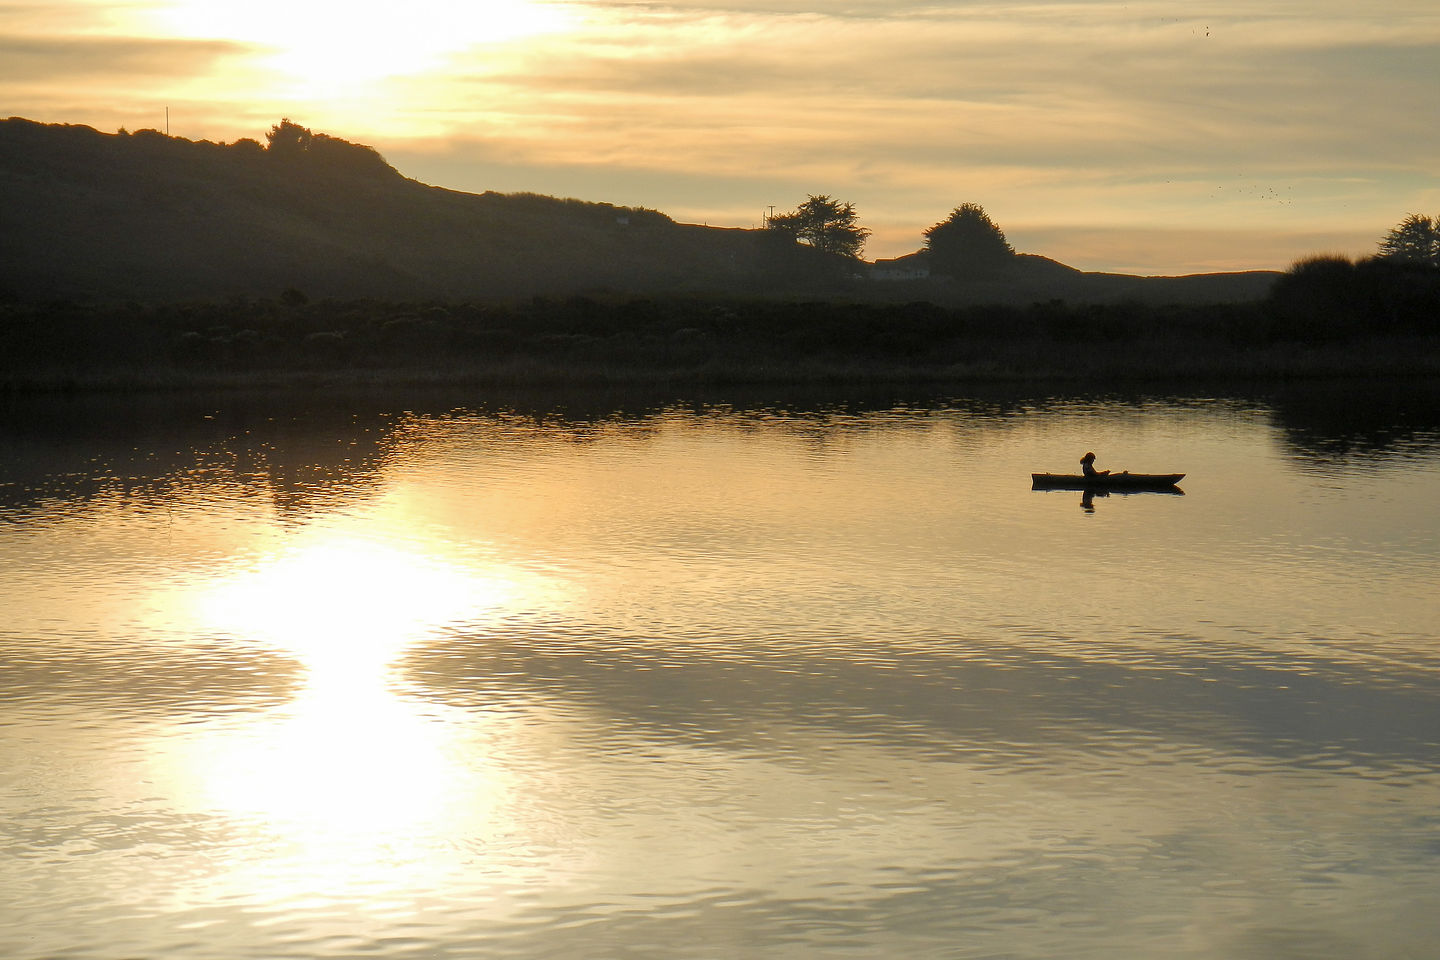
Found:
[1075,486,1187,512]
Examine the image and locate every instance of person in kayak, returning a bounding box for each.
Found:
[1080,451,1110,478]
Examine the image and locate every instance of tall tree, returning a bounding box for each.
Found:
[768,195,871,259]
[923,203,1014,277]
[265,118,313,158]
[1377,213,1439,267]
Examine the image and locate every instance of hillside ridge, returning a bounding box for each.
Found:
[1,118,1277,304]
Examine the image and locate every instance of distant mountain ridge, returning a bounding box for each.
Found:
[0,118,1278,304]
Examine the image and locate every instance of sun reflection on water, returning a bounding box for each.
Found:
[195,687,456,838]
[197,536,504,691]
[174,534,529,901]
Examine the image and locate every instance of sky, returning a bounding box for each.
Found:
[4,0,1438,274]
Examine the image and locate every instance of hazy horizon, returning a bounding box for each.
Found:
[4,0,1436,274]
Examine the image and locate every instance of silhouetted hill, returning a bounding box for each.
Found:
[1058,266,1281,306]
[0,118,801,301]
[868,252,1278,306]
[1,118,1277,304]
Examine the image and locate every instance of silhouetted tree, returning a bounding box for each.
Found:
[1378,213,1439,267]
[923,203,1015,278]
[767,195,870,259]
[260,120,395,177]
[265,119,313,158]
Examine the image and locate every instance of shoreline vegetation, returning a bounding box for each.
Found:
[2,118,1437,393]
[3,292,1437,394]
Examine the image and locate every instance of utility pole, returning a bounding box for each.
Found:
[165,106,170,136]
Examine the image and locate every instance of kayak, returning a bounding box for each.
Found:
[1031,472,1185,490]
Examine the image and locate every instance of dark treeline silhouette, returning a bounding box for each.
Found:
[3,117,1274,306]
[3,281,1435,389]
[1233,211,1440,343]
[1266,253,1440,341]
[1377,213,1440,266]
[1,118,1436,388]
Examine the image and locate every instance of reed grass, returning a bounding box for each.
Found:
[2,293,1436,393]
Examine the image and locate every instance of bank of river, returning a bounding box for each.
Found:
[4,295,1437,392]
[5,336,1439,393]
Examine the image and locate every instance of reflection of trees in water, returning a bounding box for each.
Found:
[0,391,400,519]
[519,381,1440,466]
[1,386,1035,518]
[4,382,1436,518]
[1261,381,1440,466]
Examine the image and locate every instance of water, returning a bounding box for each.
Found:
[2,384,1438,959]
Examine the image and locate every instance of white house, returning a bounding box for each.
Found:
[869,252,930,281]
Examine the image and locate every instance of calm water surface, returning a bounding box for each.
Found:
[2,385,1438,959]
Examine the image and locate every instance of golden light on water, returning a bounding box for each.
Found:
[7,401,1440,956]
[192,685,459,838]
[174,534,523,884]
[196,536,504,691]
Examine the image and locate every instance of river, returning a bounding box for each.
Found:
[2,382,1437,959]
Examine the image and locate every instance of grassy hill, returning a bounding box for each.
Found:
[2,117,1278,305]
[868,252,1278,306]
[0,118,802,302]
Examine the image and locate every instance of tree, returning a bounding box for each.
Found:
[265,118,313,158]
[767,195,871,259]
[1377,213,1439,267]
[261,119,396,177]
[923,203,1014,277]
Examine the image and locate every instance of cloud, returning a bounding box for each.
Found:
[0,35,246,80]
[449,2,1440,173]
[3,0,1436,270]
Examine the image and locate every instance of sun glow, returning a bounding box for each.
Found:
[155,532,537,905]
[181,534,518,834]
[196,536,505,685]
[153,0,575,93]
